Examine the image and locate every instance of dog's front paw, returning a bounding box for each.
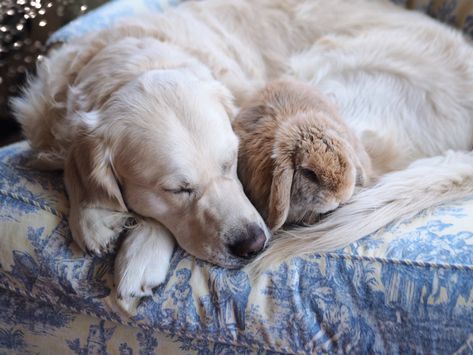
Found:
[70,207,129,256]
[114,220,175,315]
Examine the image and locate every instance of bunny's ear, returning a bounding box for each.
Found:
[266,157,294,232]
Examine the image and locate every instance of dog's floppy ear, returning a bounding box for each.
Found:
[64,121,127,253]
[65,132,126,210]
[267,157,294,232]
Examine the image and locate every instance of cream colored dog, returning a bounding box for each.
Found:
[12,0,473,305]
[12,0,302,309]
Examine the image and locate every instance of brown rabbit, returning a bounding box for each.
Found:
[234,79,373,231]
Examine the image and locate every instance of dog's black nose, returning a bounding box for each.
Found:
[228,224,266,259]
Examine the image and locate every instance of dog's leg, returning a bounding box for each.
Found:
[69,207,129,255]
[114,219,175,315]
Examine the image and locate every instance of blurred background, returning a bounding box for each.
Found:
[0,0,108,146]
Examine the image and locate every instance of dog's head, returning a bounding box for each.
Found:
[235,80,372,231]
[65,69,270,268]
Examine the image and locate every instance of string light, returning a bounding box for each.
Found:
[0,0,105,112]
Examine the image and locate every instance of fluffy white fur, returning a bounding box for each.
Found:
[11,0,473,306]
[247,0,473,275]
[114,219,175,314]
[13,0,302,311]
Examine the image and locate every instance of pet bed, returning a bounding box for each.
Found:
[1,1,473,353]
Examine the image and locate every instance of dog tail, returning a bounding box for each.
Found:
[247,150,473,276]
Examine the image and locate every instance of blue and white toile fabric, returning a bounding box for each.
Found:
[48,0,185,44]
[1,143,473,353]
[2,0,473,353]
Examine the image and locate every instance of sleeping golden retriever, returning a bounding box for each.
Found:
[12,0,473,308]
[12,0,300,311]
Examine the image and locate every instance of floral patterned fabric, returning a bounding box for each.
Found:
[2,1,473,354]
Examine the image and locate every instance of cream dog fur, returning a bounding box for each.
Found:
[11,0,338,311]
[12,0,473,305]
[244,1,473,274]
[12,0,305,310]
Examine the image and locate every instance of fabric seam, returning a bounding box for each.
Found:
[304,252,473,271]
[0,188,66,219]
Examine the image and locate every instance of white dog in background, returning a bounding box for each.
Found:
[12,0,473,309]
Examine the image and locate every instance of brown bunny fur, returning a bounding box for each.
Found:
[234,79,373,231]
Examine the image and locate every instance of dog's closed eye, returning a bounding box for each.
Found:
[164,186,195,194]
[300,168,319,184]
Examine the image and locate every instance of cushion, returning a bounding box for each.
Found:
[48,0,185,44]
[48,0,473,45]
[1,142,473,353]
[2,0,473,353]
